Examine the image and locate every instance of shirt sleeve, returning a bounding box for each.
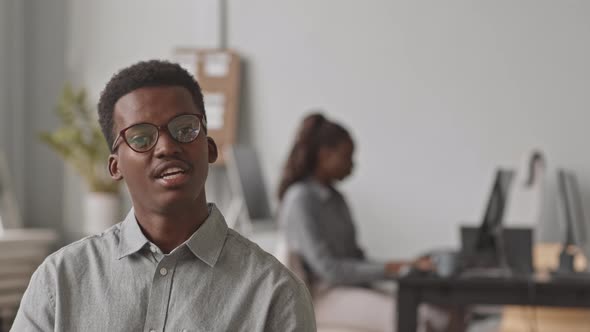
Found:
[264,277,316,332]
[286,192,387,285]
[11,262,55,331]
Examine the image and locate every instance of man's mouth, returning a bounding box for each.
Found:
[153,161,192,188]
[158,167,186,180]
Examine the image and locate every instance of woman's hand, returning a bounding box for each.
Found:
[385,262,407,275]
[412,255,434,272]
[385,255,435,277]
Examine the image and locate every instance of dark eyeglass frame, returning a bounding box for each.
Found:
[111,113,207,153]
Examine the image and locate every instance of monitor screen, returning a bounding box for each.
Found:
[558,170,589,255]
[475,168,514,251]
[225,145,273,223]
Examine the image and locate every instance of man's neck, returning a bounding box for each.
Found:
[133,201,210,254]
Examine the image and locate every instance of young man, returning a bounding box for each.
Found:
[12,60,315,331]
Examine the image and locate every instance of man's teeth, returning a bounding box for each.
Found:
[162,172,183,180]
[160,167,185,178]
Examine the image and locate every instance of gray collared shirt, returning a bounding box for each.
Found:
[278,179,386,286]
[12,204,315,332]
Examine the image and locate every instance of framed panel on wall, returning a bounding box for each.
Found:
[174,48,241,165]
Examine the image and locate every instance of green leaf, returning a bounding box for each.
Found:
[39,83,119,194]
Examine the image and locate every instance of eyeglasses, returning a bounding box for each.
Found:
[112,113,207,153]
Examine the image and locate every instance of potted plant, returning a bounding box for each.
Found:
[40,84,120,234]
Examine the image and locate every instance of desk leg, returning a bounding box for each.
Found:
[397,285,419,332]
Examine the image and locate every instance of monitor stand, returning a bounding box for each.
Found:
[557,246,576,273]
[550,247,590,279]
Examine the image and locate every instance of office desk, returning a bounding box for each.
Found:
[397,273,590,332]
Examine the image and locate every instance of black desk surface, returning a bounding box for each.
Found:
[396,273,590,332]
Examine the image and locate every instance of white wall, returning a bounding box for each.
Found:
[0,0,64,230]
[0,0,8,161]
[63,1,590,258]
[227,0,590,258]
[22,0,68,231]
[0,0,26,214]
[67,0,220,95]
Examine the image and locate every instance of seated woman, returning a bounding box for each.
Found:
[277,113,457,332]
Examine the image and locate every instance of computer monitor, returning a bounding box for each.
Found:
[557,169,590,272]
[474,168,515,252]
[461,226,533,275]
[225,145,273,229]
[457,168,521,274]
[456,168,538,276]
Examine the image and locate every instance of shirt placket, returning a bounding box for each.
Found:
[144,250,178,332]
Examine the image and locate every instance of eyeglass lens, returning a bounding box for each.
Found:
[124,114,201,152]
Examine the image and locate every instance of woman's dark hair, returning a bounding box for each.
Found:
[277,113,352,200]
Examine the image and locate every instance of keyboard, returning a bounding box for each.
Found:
[550,270,590,281]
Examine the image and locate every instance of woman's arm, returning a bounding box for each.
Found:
[285,193,387,285]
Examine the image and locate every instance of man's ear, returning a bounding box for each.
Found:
[207,137,218,164]
[108,154,123,181]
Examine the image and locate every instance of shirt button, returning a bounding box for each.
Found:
[149,330,156,332]
[159,267,168,276]
[182,330,188,332]
[150,246,157,253]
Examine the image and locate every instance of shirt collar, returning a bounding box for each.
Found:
[306,178,336,201]
[116,203,228,267]
[184,204,228,267]
[116,208,150,260]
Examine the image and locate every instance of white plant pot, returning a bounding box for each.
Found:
[84,192,120,235]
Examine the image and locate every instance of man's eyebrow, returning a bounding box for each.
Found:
[122,112,201,128]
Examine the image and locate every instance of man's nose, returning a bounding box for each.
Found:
[153,130,182,157]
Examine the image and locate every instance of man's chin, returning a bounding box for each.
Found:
[149,195,196,213]
[152,185,206,211]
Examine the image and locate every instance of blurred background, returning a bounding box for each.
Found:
[1,0,590,260]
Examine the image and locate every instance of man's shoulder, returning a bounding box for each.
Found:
[41,223,123,271]
[223,229,305,287]
[223,230,316,329]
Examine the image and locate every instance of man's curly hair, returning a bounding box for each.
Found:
[98,60,205,151]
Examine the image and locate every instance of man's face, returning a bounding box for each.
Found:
[108,86,217,213]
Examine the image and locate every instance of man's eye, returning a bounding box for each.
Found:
[175,126,197,140]
[129,135,151,148]
[179,126,194,134]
